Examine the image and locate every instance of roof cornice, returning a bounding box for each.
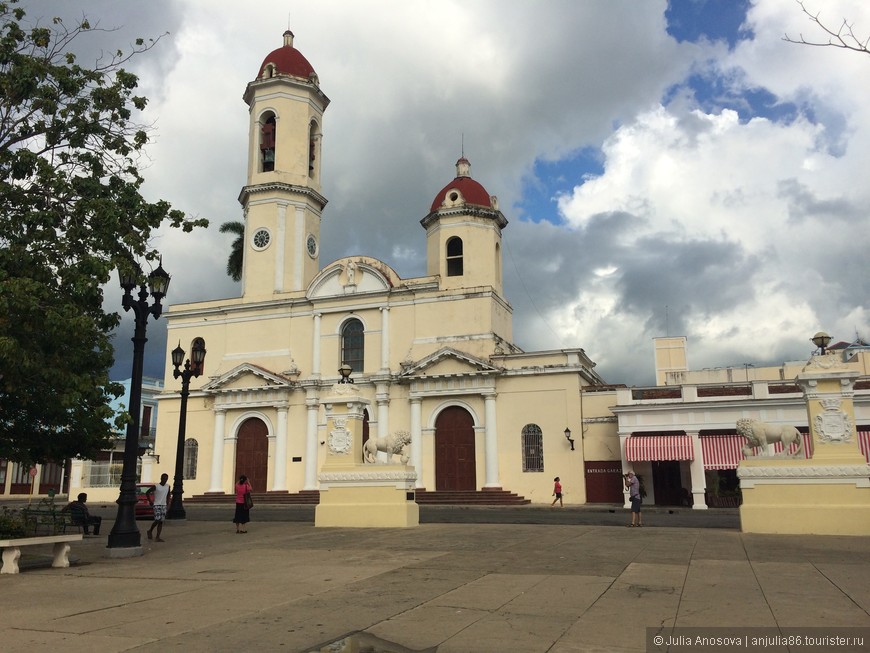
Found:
[238,182,328,209]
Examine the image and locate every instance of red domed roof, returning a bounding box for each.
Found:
[257,30,316,80]
[429,158,493,212]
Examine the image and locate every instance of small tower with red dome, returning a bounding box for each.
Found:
[239,29,330,298]
[422,157,508,296]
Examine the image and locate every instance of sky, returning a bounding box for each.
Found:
[19,0,870,386]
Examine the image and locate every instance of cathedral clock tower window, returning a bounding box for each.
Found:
[446,236,464,276]
[260,113,276,172]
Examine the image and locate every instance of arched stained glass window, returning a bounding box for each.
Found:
[341,318,364,375]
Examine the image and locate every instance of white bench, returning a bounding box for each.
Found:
[0,534,83,574]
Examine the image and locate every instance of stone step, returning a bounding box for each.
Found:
[186,488,530,505]
[186,490,320,505]
[415,489,530,505]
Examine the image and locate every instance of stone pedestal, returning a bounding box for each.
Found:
[738,354,870,535]
[315,384,419,528]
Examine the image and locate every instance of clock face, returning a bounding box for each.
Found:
[252,228,271,250]
[306,234,318,257]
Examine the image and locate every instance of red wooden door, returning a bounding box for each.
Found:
[584,461,625,503]
[435,406,476,491]
[235,418,269,493]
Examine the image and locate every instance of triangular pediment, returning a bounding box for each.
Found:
[401,348,499,379]
[201,363,294,393]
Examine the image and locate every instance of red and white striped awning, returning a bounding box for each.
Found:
[626,435,694,462]
[859,431,870,464]
[700,435,743,470]
[700,432,814,470]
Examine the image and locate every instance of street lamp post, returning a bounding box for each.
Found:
[811,331,832,356]
[338,363,354,383]
[107,262,170,550]
[166,338,207,520]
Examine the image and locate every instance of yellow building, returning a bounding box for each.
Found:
[151,30,606,505]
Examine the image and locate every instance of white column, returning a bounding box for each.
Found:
[275,201,287,292]
[380,306,390,371]
[620,434,631,507]
[140,455,157,483]
[688,430,708,509]
[208,409,227,492]
[483,392,500,488]
[273,405,289,491]
[410,397,423,488]
[375,383,391,463]
[293,205,305,291]
[312,313,322,378]
[68,458,84,494]
[375,381,391,437]
[303,388,320,490]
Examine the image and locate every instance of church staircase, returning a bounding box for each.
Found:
[414,488,530,505]
[186,490,321,505]
[186,488,529,505]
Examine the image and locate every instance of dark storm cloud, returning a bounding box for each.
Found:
[777,178,862,224]
[617,236,758,320]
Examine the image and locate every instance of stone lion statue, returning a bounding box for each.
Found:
[736,418,803,458]
[363,430,411,464]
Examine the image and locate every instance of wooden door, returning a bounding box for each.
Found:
[435,406,476,491]
[235,418,269,493]
[584,461,624,503]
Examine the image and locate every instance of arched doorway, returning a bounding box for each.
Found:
[235,417,269,493]
[435,406,476,491]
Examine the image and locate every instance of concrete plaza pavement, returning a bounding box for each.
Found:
[1,505,870,652]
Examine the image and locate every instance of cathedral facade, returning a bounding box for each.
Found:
[152,30,605,504]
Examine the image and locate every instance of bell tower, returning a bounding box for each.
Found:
[239,30,330,298]
[422,157,508,295]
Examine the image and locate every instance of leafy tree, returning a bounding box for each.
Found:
[0,1,206,464]
[219,220,245,281]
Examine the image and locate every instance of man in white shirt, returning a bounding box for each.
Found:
[147,473,171,542]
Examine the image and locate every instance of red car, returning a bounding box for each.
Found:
[135,483,155,519]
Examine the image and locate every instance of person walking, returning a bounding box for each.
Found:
[147,473,171,542]
[625,471,643,527]
[234,474,253,534]
[550,476,563,507]
[62,492,102,535]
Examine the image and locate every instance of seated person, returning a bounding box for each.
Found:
[62,492,102,535]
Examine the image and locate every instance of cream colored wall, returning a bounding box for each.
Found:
[654,336,688,385]
[243,196,322,298]
[578,390,620,461]
[663,353,870,386]
[493,372,585,503]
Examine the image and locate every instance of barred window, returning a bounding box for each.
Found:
[522,424,544,472]
[183,438,198,480]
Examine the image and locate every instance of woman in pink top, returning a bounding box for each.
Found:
[233,474,253,533]
[551,477,563,507]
